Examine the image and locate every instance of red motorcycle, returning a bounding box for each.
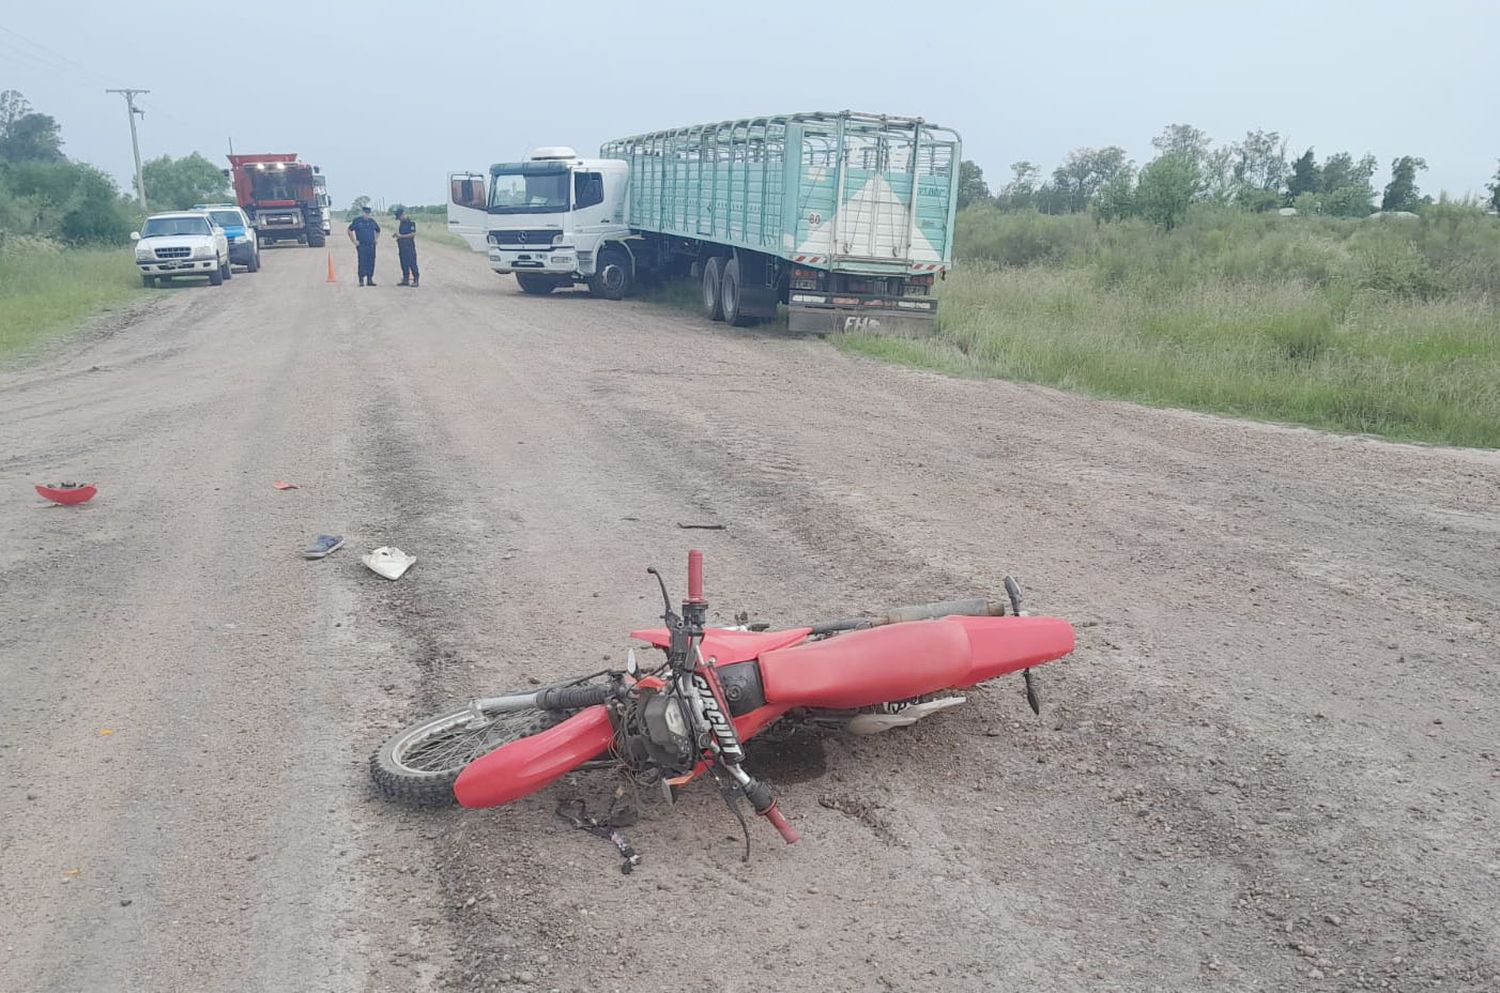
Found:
[371,551,1074,855]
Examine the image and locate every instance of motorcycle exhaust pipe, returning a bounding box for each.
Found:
[809,597,1008,636]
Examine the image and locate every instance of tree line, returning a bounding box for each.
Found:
[958,124,1500,230]
[0,90,231,247]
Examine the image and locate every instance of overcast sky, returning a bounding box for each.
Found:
[4,0,1495,207]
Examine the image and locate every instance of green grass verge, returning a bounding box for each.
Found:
[839,264,1500,448]
[403,210,470,250]
[0,245,142,360]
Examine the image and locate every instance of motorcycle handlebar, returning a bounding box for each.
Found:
[536,682,619,711]
[761,801,800,845]
[687,549,705,604]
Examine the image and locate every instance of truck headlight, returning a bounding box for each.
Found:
[192,245,215,259]
[135,248,151,260]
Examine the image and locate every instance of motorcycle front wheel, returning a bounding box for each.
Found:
[371,698,557,806]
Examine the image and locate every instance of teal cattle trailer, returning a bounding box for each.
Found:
[602,111,960,333]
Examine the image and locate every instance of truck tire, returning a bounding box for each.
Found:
[307,232,326,248]
[208,266,224,286]
[247,251,260,273]
[702,256,725,321]
[141,275,156,288]
[721,256,755,327]
[587,246,631,300]
[221,260,232,281]
[516,273,557,295]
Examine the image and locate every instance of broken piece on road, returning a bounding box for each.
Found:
[36,482,97,506]
[272,480,299,491]
[362,546,416,580]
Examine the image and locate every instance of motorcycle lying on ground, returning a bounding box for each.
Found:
[371,551,1075,861]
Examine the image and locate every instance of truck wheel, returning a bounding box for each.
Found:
[221,260,232,281]
[702,256,725,321]
[208,266,224,286]
[587,246,631,300]
[247,252,260,273]
[721,256,756,327]
[307,232,326,248]
[141,275,156,288]
[516,273,557,295]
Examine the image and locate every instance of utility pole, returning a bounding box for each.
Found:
[105,88,149,212]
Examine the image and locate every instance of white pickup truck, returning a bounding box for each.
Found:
[132,211,231,288]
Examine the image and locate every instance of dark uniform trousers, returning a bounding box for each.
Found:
[399,242,419,283]
[357,242,377,280]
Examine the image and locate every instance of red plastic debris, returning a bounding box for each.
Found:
[272,481,299,491]
[36,483,97,506]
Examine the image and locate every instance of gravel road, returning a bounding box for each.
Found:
[2,239,1496,993]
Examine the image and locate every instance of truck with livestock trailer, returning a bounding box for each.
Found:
[446,111,960,334]
[227,153,327,248]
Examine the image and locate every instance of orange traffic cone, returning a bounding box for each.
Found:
[325,252,337,283]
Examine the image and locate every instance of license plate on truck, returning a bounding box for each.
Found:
[787,300,938,337]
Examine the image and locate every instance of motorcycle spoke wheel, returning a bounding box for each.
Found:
[371,702,553,806]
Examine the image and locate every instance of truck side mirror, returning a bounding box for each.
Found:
[130,231,140,241]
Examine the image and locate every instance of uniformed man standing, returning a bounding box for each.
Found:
[346,205,380,286]
[393,207,419,287]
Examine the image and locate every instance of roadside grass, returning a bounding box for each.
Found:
[404,210,470,251]
[841,206,1500,449]
[842,264,1500,448]
[0,242,141,360]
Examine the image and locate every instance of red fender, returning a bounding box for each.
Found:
[947,614,1075,685]
[454,706,614,809]
[452,699,795,808]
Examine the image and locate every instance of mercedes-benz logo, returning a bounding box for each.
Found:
[517,232,527,244]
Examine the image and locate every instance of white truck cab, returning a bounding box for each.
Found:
[448,148,632,296]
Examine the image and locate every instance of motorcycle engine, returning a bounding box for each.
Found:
[619,689,697,775]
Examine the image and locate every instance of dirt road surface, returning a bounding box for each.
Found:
[3,240,1497,993]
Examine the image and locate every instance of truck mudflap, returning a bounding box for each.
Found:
[787,291,938,337]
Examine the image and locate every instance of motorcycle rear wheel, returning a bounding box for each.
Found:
[371,699,556,806]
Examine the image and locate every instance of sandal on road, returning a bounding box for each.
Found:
[302,534,345,559]
[362,546,416,580]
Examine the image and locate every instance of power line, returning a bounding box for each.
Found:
[0,24,116,87]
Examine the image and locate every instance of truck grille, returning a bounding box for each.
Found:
[489,229,560,247]
[154,247,191,259]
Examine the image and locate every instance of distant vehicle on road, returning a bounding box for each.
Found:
[313,173,332,236]
[226,153,327,248]
[131,211,231,288]
[194,203,261,272]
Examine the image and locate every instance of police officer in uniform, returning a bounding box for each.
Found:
[346,205,380,286]
[393,207,419,287]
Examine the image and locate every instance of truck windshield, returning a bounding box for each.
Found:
[142,217,211,237]
[249,171,309,201]
[489,170,570,213]
[208,211,242,228]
